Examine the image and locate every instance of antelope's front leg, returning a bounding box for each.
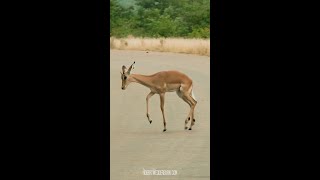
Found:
[160,93,167,132]
[146,92,155,124]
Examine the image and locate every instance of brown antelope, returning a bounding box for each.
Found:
[121,62,197,132]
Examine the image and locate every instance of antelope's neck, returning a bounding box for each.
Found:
[130,74,154,88]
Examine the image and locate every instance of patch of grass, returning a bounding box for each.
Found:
[110,36,210,56]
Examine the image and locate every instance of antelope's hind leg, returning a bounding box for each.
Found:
[185,93,197,130]
[177,90,193,130]
[183,96,193,130]
[159,93,167,132]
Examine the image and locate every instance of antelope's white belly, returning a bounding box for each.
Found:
[165,83,181,92]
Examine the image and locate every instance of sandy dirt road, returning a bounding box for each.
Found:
[110,50,210,180]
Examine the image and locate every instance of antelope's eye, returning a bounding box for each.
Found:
[124,76,127,80]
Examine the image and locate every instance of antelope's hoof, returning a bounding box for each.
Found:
[193,119,195,122]
[149,120,152,124]
[163,129,167,132]
[185,127,188,130]
[188,128,192,130]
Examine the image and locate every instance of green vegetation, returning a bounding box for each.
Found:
[110,0,210,38]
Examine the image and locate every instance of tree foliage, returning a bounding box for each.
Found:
[110,0,210,38]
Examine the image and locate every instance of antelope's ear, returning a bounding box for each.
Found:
[127,61,135,74]
[122,65,127,73]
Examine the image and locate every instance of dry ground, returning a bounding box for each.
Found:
[110,50,210,180]
[110,37,210,56]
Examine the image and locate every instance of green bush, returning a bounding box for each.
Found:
[110,0,210,38]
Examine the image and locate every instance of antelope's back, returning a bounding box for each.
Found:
[156,70,192,84]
